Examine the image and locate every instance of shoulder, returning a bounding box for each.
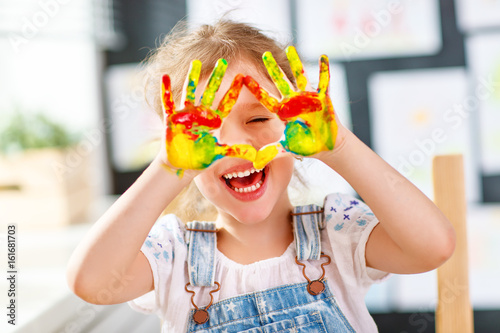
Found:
[323,192,376,234]
[130,214,190,316]
[322,193,389,283]
[142,214,187,263]
[148,214,186,243]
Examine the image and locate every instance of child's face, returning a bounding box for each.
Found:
[193,58,295,224]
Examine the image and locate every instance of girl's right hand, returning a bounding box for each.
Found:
[159,59,257,176]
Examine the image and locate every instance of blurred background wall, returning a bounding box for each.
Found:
[1,0,500,332]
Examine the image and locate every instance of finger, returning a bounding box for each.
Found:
[254,143,287,169]
[183,59,202,105]
[262,51,293,97]
[161,75,175,116]
[243,75,279,112]
[318,55,330,95]
[218,143,257,163]
[201,58,228,107]
[286,46,308,91]
[217,73,243,118]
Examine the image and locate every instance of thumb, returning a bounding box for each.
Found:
[253,142,288,170]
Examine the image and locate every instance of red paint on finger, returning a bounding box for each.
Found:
[243,76,279,111]
[170,108,222,129]
[162,75,175,115]
[278,93,322,119]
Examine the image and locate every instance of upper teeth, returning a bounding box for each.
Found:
[223,167,263,179]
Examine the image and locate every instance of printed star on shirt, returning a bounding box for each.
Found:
[258,299,267,310]
[225,302,236,313]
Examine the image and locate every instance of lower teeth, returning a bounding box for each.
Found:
[232,180,263,193]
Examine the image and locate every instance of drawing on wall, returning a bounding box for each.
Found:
[368,67,480,202]
[466,32,500,176]
[186,0,292,44]
[295,0,442,61]
[468,205,500,307]
[105,64,162,172]
[455,0,500,32]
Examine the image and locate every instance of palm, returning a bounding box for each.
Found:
[244,46,338,157]
[162,59,256,171]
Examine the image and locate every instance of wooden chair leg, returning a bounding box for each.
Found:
[433,154,474,333]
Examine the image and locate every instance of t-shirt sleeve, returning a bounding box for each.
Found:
[128,214,186,314]
[323,193,390,284]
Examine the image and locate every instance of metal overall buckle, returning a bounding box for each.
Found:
[185,282,221,324]
[295,252,331,295]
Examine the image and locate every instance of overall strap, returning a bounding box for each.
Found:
[292,204,325,261]
[185,221,217,287]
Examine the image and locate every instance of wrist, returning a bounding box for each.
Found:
[150,156,196,186]
[315,128,357,166]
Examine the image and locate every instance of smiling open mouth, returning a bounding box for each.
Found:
[221,166,267,193]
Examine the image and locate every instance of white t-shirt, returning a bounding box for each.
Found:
[129,193,390,332]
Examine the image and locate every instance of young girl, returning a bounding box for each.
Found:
[66,20,456,332]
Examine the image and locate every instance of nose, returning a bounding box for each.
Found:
[217,119,284,151]
[216,117,255,148]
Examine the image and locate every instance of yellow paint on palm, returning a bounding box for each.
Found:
[166,129,197,170]
[285,105,336,155]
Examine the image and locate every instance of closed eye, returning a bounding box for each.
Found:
[247,118,270,124]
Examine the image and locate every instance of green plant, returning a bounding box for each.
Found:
[0,110,80,154]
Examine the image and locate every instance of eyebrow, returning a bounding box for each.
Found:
[234,102,266,111]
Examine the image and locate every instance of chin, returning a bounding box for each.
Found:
[194,156,294,224]
[226,208,273,225]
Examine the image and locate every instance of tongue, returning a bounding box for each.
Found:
[228,171,263,188]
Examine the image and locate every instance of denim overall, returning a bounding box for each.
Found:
[184,205,356,333]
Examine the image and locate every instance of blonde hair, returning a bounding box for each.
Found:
[143,19,295,117]
[143,20,297,222]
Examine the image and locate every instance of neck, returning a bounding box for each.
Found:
[216,195,294,265]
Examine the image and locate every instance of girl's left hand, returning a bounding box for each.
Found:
[244,46,347,163]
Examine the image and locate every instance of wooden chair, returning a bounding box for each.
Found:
[432,155,474,333]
